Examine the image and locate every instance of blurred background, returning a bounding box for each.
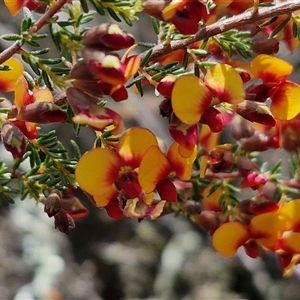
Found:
[1,2,300,299]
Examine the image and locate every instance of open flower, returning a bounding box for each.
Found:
[171,64,245,126]
[212,210,285,258]
[75,127,158,207]
[138,141,197,198]
[249,54,300,120]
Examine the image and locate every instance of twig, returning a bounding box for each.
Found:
[141,0,300,61]
[0,0,68,64]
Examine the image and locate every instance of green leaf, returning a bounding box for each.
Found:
[42,69,53,90]
[107,7,121,22]
[151,17,160,35]
[1,34,21,41]
[140,48,153,67]
[28,57,41,75]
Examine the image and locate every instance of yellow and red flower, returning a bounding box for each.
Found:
[171,64,245,126]
[138,141,197,197]
[211,198,300,272]
[75,127,169,219]
[249,54,300,120]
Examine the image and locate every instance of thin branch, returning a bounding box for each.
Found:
[0,0,68,64]
[141,0,300,61]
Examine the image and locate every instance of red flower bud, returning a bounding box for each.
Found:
[18,102,67,123]
[1,122,27,160]
[54,210,75,234]
[240,172,267,189]
[200,107,225,133]
[44,190,62,217]
[235,100,276,126]
[248,200,279,215]
[157,74,176,98]
[83,23,135,50]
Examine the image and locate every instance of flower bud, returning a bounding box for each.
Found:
[200,107,225,133]
[18,102,68,123]
[44,189,62,217]
[235,100,276,126]
[61,195,89,219]
[231,117,255,140]
[252,37,279,55]
[182,200,203,215]
[54,210,75,234]
[1,122,27,160]
[66,87,124,134]
[239,172,267,189]
[159,98,173,118]
[196,211,220,234]
[25,0,48,13]
[70,61,95,80]
[157,74,176,98]
[83,23,135,50]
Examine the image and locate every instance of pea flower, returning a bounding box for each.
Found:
[138,141,197,196]
[249,54,300,120]
[171,63,245,126]
[76,127,168,219]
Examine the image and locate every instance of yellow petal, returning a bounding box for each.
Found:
[162,0,183,20]
[75,148,121,197]
[167,142,197,180]
[250,54,292,83]
[117,127,158,168]
[138,145,171,193]
[249,212,285,249]
[270,81,300,120]
[212,222,249,257]
[205,64,245,104]
[14,75,32,108]
[33,89,54,103]
[171,75,212,125]
[281,232,300,253]
[279,199,300,231]
[0,58,24,92]
[4,0,24,16]
[93,187,119,207]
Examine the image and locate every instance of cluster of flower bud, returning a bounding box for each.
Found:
[67,23,141,134]
[44,188,88,234]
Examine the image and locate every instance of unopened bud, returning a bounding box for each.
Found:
[54,210,75,234]
[182,200,203,215]
[235,100,276,126]
[83,23,135,50]
[200,107,224,133]
[1,122,27,160]
[18,102,67,123]
[157,74,176,98]
[44,189,62,217]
